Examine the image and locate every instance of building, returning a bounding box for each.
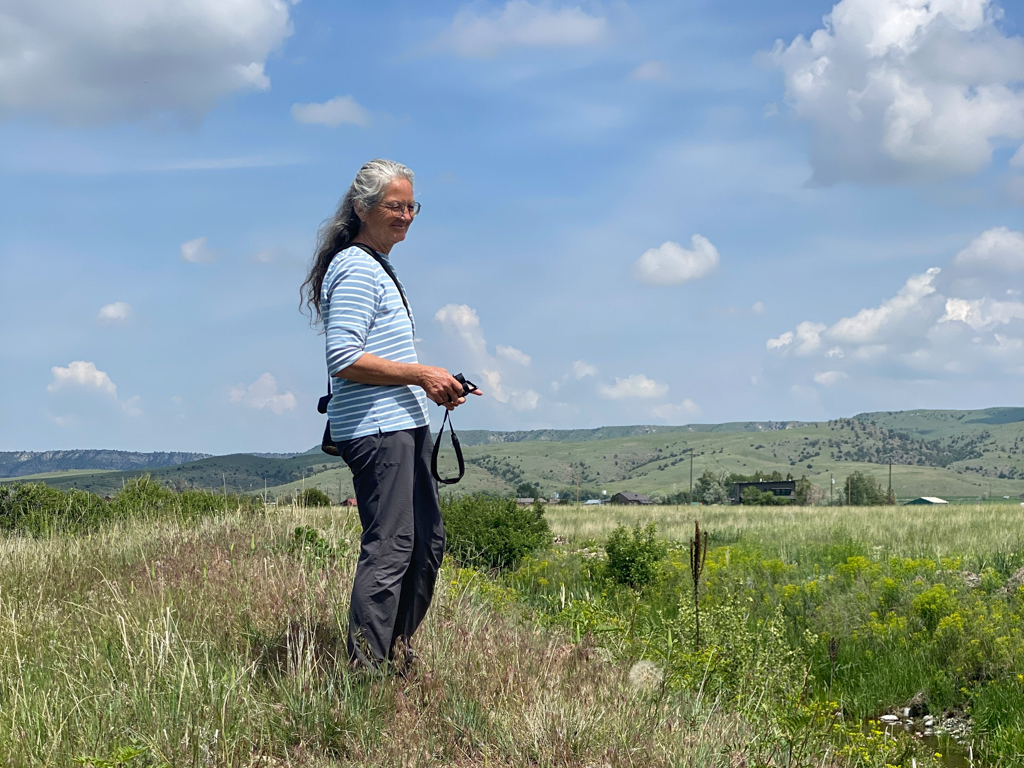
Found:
[905,497,948,505]
[583,499,605,506]
[610,492,653,505]
[730,480,797,504]
[340,498,358,507]
[515,497,546,506]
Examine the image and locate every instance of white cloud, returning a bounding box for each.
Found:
[291,95,370,128]
[769,0,1024,184]
[97,301,132,323]
[763,102,780,118]
[651,399,702,420]
[228,373,296,415]
[951,226,1024,272]
[496,345,531,366]
[813,370,848,385]
[572,360,598,379]
[0,0,293,125]
[766,227,1024,380]
[829,268,940,343]
[434,304,487,355]
[940,297,1024,330]
[631,61,668,81]
[180,236,214,263]
[435,1,608,58]
[632,235,720,286]
[48,361,117,396]
[597,374,669,400]
[752,301,766,315]
[511,389,540,411]
[253,247,288,264]
[48,360,141,416]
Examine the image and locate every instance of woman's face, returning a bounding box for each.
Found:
[359,178,416,251]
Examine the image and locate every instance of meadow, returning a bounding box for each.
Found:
[2,486,1024,766]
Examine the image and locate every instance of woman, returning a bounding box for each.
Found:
[301,159,481,671]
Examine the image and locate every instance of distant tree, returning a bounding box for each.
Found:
[794,476,816,505]
[299,488,331,507]
[741,486,789,505]
[842,471,886,506]
[694,470,730,505]
[514,481,540,498]
[886,486,897,505]
[658,490,692,505]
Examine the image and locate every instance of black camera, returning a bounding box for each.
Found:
[454,373,479,398]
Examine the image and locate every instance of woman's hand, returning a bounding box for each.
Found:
[417,366,470,408]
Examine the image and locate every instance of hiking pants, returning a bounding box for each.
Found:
[339,426,445,668]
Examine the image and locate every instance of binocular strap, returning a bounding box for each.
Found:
[431,409,465,485]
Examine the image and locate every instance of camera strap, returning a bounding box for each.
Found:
[431,408,465,485]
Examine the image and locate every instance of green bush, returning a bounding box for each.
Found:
[0,477,257,537]
[604,522,666,590]
[299,488,332,507]
[441,494,552,570]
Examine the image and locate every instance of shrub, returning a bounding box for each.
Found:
[441,494,552,570]
[299,488,332,507]
[0,483,110,536]
[604,522,666,590]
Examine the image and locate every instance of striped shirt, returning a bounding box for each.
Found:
[321,246,430,441]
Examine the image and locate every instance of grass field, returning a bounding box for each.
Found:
[6,493,1024,766]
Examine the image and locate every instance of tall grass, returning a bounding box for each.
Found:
[0,505,764,767]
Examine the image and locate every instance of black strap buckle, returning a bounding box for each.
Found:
[431,409,465,485]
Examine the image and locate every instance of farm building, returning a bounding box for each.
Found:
[515,497,547,506]
[905,497,948,505]
[730,480,796,503]
[610,492,653,505]
[340,498,357,507]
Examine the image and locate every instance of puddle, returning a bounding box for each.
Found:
[865,716,974,767]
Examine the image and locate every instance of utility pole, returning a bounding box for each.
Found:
[689,451,694,505]
[888,457,893,504]
[847,475,852,506]
[830,473,834,505]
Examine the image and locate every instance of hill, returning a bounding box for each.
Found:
[0,450,211,479]
[5,406,1023,502]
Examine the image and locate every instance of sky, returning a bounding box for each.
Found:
[1,0,1023,454]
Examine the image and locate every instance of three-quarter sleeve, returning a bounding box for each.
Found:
[323,258,382,376]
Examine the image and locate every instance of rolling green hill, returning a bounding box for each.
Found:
[6,407,1024,503]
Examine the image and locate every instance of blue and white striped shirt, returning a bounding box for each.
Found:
[321,246,430,441]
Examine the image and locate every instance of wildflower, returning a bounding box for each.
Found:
[628,660,663,691]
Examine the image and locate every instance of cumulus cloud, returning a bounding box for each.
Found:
[435,1,608,57]
[434,304,487,355]
[435,304,541,411]
[0,0,293,125]
[97,301,132,323]
[752,301,766,315]
[651,399,702,419]
[572,360,598,379]
[633,236,720,286]
[47,360,140,416]
[48,361,117,396]
[291,95,370,128]
[631,61,668,81]
[951,226,1024,272]
[813,370,848,385]
[496,345,531,366]
[228,373,296,415]
[180,236,214,263]
[768,0,1024,184]
[597,374,669,400]
[766,227,1024,379]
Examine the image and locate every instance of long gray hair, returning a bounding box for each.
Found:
[301,158,415,323]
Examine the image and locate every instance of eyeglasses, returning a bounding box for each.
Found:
[380,201,422,217]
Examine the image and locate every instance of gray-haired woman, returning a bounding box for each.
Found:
[301,159,482,671]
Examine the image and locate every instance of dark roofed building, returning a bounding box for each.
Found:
[730,480,796,504]
[610,492,653,505]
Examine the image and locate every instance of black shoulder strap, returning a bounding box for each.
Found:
[347,243,411,319]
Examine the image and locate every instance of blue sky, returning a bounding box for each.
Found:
[2,0,1023,454]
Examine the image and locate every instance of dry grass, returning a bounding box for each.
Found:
[547,503,1024,559]
[0,506,765,767]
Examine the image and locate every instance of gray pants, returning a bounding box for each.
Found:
[339,426,445,668]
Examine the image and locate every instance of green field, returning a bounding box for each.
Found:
[4,484,1024,765]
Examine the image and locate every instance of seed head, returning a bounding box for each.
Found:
[628,660,663,691]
